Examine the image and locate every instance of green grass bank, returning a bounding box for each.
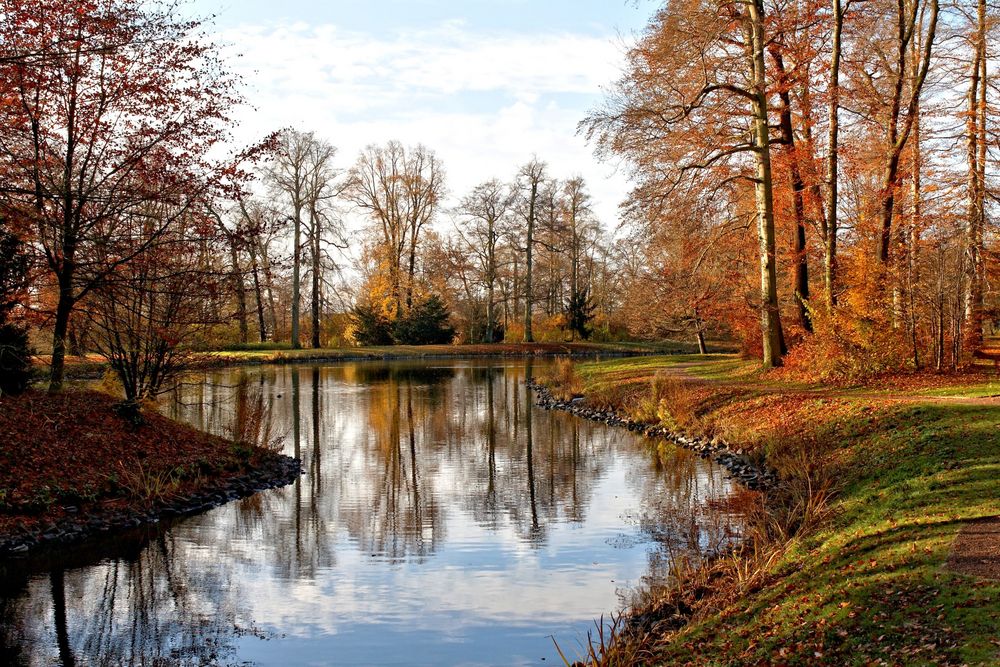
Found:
[540,355,1000,666]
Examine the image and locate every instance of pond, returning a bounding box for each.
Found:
[0,359,740,666]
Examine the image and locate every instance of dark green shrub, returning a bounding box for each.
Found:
[392,295,456,345]
[0,223,30,395]
[566,288,596,341]
[0,323,31,395]
[0,226,26,320]
[350,304,394,346]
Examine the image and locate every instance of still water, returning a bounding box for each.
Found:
[0,359,739,666]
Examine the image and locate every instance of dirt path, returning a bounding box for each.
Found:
[947,516,1000,580]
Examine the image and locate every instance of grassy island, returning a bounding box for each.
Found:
[0,390,299,557]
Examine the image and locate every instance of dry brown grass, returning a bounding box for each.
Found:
[537,357,584,401]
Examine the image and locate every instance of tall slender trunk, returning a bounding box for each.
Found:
[965,0,987,353]
[771,49,811,332]
[311,207,322,349]
[748,0,785,368]
[406,238,417,312]
[523,182,537,343]
[229,239,248,345]
[48,236,76,392]
[259,240,279,339]
[824,0,843,310]
[291,206,302,349]
[878,0,939,265]
[49,61,81,393]
[249,244,268,342]
[486,263,496,343]
[909,46,922,368]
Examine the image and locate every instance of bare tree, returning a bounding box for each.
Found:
[514,159,547,342]
[86,204,221,415]
[344,141,445,317]
[267,131,322,348]
[456,179,515,342]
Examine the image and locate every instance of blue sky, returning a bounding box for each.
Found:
[189,0,657,226]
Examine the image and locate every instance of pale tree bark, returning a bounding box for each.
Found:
[303,140,339,349]
[747,0,785,368]
[965,0,987,353]
[268,131,316,349]
[517,159,547,343]
[824,0,845,310]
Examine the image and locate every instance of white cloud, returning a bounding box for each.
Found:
[216,21,632,228]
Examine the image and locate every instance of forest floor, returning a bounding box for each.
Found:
[0,390,297,556]
[539,354,1000,666]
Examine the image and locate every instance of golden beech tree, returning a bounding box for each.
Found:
[344,141,445,320]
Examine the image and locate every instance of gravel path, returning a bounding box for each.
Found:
[947,515,1000,580]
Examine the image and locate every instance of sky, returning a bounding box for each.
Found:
[188,0,657,229]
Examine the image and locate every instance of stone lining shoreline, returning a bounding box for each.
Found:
[0,455,302,558]
[526,379,777,491]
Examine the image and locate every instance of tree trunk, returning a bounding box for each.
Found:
[249,244,268,342]
[910,57,922,369]
[406,240,417,313]
[229,239,249,345]
[486,280,495,343]
[311,207,322,349]
[771,49,811,333]
[259,240,279,340]
[824,0,843,311]
[695,309,708,354]
[747,0,785,368]
[878,0,939,265]
[48,263,75,393]
[291,205,302,349]
[523,182,537,343]
[965,0,987,353]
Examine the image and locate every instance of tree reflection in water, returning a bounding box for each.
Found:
[0,530,261,666]
[0,360,740,665]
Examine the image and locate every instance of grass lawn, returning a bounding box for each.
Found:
[202,340,702,363]
[34,341,719,380]
[543,355,1000,665]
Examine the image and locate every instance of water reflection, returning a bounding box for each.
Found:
[0,360,739,666]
